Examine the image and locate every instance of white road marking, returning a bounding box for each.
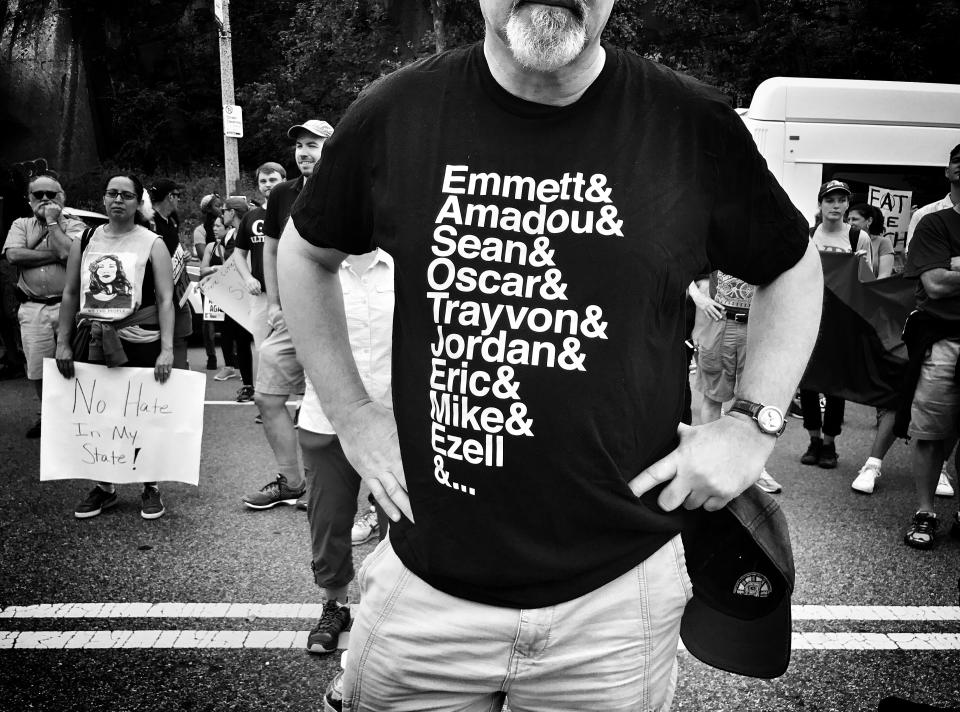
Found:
[3,603,960,620]
[3,605,959,651]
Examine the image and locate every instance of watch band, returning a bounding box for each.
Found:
[727,398,786,437]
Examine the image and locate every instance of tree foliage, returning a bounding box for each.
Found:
[49,0,960,175]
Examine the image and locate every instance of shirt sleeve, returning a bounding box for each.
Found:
[2,219,27,254]
[263,190,281,240]
[235,213,252,250]
[877,236,895,259]
[62,218,87,240]
[291,94,376,255]
[704,103,810,286]
[904,213,950,279]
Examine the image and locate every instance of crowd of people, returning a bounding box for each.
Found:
[2,1,959,709]
[687,145,960,553]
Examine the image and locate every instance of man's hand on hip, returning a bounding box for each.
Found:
[336,400,413,523]
[628,417,774,512]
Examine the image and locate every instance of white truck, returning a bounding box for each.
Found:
[739,77,960,255]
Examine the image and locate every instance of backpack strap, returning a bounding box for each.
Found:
[80,226,95,254]
[849,226,861,253]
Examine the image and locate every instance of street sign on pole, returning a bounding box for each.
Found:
[223,105,243,138]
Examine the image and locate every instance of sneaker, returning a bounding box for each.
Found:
[254,413,263,425]
[242,475,305,510]
[296,495,308,510]
[323,669,345,712]
[140,485,166,520]
[75,485,118,519]
[936,469,955,498]
[755,469,782,494]
[25,418,41,439]
[818,442,838,469]
[852,464,881,494]
[307,599,351,654]
[351,508,379,544]
[213,366,238,381]
[206,356,218,370]
[236,385,255,403]
[801,437,822,466]
[904,511,938,550]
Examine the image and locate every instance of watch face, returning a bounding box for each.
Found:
[757,406,785,434]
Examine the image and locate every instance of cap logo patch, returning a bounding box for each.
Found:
[734,572,772,598]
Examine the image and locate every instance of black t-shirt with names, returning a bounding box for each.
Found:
[264,177,303,240]
[235,207,267,290]
[904,207,960,322]
[292,43,810,608]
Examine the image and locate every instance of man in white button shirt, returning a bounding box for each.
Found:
[298,248,394,656]
[906,144,960,253]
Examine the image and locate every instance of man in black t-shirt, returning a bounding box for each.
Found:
[901,205,960,549]
[241,122,333,511]
[280,3,822,708]
[149,178,191,369]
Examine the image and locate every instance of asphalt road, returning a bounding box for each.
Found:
[1,346,959,711]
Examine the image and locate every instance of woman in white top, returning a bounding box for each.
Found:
[55,173,175,521]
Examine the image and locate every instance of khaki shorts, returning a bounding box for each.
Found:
[694,317,748,403]
[18,301,60,380]
[909,338,960,440]
[255,324,304,396]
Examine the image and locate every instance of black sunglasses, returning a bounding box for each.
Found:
[30,190,59,200]
[105,189,138,201]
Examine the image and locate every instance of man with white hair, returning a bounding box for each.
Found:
[2,171,86,437]
[282,1,822,709]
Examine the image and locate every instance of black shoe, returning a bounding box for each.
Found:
[25,418,41,439]
[904,511,938,550]
[307,600,351,654]
[800,437,822,465]
[140,485,166,520]
[206,357,217,370]
[242,475,305,509]
[818,442,838,469]
[236,385,255,403]
[788,399,803,419]
[75,486,118,519]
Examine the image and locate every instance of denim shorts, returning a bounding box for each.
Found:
[18,301,59,380]
[695,316,747,403]
[343,535,692,712]
[909,338,960,440]
[254,324,304,396]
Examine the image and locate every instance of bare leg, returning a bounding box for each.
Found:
[255,392,303,490]
[913,439,944,514]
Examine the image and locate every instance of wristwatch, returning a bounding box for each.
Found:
[726,399,786,437]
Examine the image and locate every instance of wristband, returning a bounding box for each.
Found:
[46,222,59,227]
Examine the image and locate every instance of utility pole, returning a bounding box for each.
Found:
[215,0,241,196]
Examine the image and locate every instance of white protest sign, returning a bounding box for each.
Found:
[868,185,912,255]
[198,253,269,343]
[203,296,225,322]
[39,359,204,485]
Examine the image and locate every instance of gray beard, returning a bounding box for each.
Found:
[505,4,587,72]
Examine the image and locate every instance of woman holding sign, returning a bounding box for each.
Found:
[55,174,175,521]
